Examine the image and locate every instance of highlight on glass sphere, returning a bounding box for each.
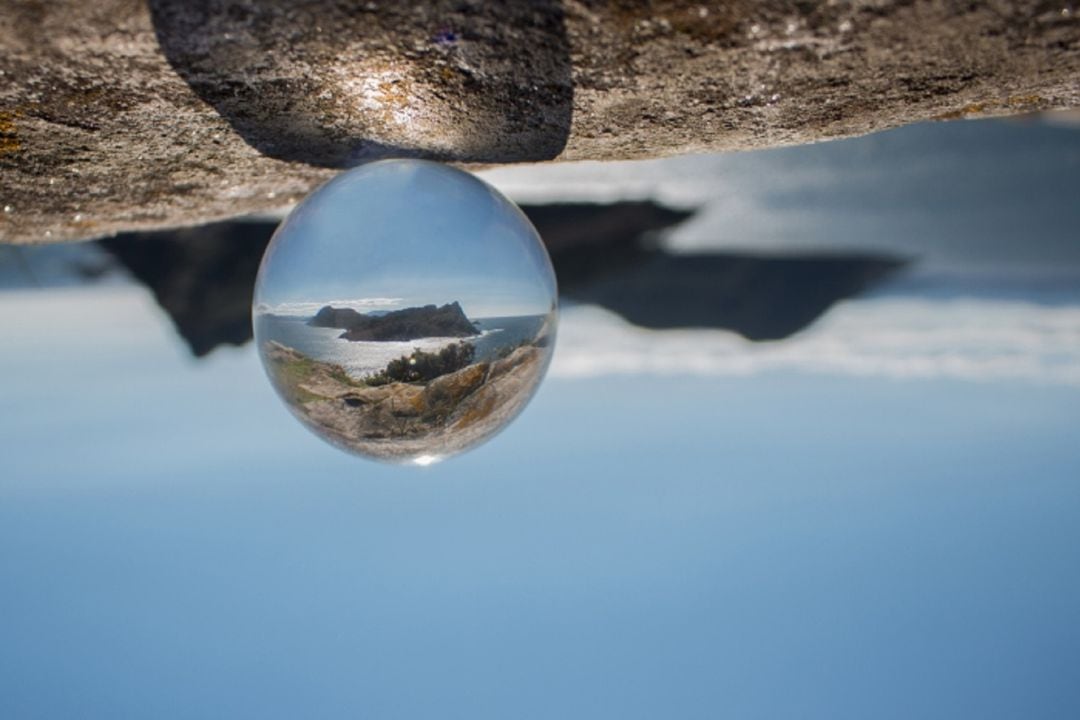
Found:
[253,159,558,465]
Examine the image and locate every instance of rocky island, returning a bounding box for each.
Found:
[309,302,480,342]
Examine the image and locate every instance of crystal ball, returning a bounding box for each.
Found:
[253,160,558,465]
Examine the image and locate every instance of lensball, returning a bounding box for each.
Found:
[253,160,557,465]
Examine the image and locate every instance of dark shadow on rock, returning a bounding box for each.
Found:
[95,201,905,356]
[149,0,573,167]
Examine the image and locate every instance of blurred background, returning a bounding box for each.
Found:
[2,114,1079,719]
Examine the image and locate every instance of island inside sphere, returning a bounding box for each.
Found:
[253,160,558,465]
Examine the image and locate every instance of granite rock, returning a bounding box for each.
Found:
[1,0,1078,243]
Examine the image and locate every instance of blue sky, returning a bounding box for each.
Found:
[2,280,1079,719]
[257,160,556,318]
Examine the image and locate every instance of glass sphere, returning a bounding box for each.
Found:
[253,159,558,465]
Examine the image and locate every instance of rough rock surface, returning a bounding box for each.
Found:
[1,0,1078,244]
[264,340,549,462]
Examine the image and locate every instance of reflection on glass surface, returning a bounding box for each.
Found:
[252,159,557,463]
[1,118,1079,719]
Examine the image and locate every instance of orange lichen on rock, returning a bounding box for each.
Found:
[0,111,21,157]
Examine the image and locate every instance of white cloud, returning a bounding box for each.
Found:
[549,299,1080,387]
[255,298,404,317]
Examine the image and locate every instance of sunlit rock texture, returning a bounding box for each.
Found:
[1,0,1078,243]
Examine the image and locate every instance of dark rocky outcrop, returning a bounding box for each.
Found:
[523,202,695,255]
[310,301,480,341]
[526,202,906,340]
[562,252,904,341]
[100,223,269,357]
